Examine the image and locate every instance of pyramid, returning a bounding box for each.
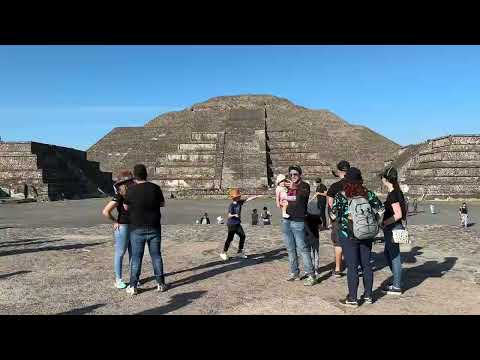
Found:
[87,95,400,194]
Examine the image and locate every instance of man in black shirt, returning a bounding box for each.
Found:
[124,164,168,295]
[282,165,316,286]
[327,160,350,278]
[314,177,328,230]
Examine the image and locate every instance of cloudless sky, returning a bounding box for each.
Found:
[1,45,479,150]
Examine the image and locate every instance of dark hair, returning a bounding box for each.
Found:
[263,206,267,210]
[288,165,302,175]
[344,183,368,198]
[315,178,322,183]
[133,164,148,181]
[253,209,257,212]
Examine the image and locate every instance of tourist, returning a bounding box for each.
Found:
[380,166,407,296]
[275,174,290,219]
[220,189,264,261]
[412,198,418,214]
[23,183,28,199]
[261,206,272,225]
[101,170,134,289]
[251,209,259,225]
[200,212,211,224]
[459,202,469,229]
[314,177,328,230]
[282,165,316,286]
[305,193,322,276]
[332,167,385,307]
[124,164,168,295]
[327,160,350,278]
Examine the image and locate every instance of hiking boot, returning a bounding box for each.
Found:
[338,297,359,308]
[303,275,317,286]
[236,251,247,259]
[157,283,169,292]
[126,286,138,296]
[115,279,127,289]
[383,285,402,295]
[220,252,229,261]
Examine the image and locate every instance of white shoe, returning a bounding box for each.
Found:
[126,285,138,296]
[236,251,247,259]
[220,252,229,261]
[115,279,127,289]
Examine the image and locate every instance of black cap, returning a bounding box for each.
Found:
[380,166,398,180]
[337,160,351,172]
[345,167,363,184]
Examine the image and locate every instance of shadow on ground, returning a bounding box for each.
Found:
[56,303,106,315]
[141,248,288,290]
[0,238,65,248]
[373,256,457,301]
[0,242,104,257]
[0,270,31,280]
[136,291,207,315]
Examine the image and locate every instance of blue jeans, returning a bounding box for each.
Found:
[129,226,165,287]
[281,220,314,276]
[383,224,403,289]
[114,224,131,280]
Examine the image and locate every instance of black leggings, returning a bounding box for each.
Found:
[224,224,246,252]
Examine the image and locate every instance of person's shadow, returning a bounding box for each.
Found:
[140,248,288,291]
[374,256,457,301]
[135,291,207,315]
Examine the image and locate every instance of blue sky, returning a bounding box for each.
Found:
[1,45,479,150]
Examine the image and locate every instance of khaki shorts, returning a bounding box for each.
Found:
[331,220,341,247]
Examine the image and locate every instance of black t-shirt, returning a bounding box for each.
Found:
[327,179,345,200]
[316,183,328,207]
[286,181,310,221]
[112,194,130,224]
[460,207,468,214]
[124,182,165,228]
[384,190,406,225]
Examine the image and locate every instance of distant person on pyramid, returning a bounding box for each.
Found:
[102,170,134,290]
[220,189,265,261]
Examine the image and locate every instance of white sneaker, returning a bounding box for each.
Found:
[236,251,247,259]
[126,285,138,296]
[115,279,127,289]
[220,252,229,261]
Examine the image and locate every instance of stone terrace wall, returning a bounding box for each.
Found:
[404,135,480,199]
[0,142,112,200]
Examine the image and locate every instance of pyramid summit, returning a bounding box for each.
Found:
[87,94,400,195]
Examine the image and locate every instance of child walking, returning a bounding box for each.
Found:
[220,188,264,261]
